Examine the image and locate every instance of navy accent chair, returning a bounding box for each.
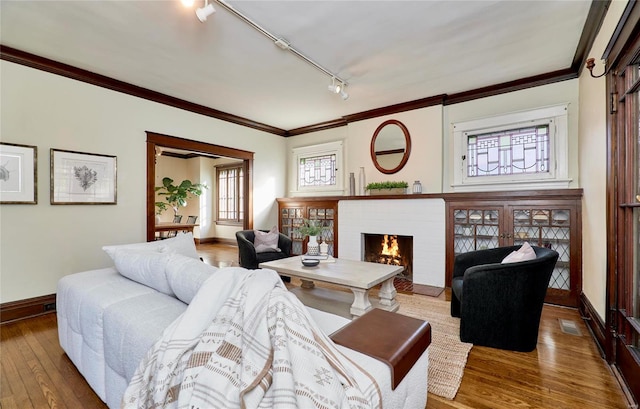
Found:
[450,245,559,352]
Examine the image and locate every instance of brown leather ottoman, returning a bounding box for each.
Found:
[330,308,431,389]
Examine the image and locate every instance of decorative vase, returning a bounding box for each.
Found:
[349,172,356,196]
[412,180,422,194]
[319,241,329,255]
[358,167,366,195]
[307,235,319,255]
[155,215,161,224]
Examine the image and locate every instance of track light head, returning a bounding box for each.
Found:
[340,89,349,101]
[196,3,215,22]
[328,77,342,94]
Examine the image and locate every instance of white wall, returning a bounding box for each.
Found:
[0,61,287,303]
[578,0,628,321]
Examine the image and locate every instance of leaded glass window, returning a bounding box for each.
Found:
[298,154,336,187]
[467,125,550,177]
[217,165,243,223]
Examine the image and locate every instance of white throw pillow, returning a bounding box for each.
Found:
[501,242,537,264]
[254,226,281,253]
[102,232,199,260]
[109,249,174,295]
[165,253,218,304]
[158,232,200,259]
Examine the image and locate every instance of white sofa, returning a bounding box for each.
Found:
[56,233,429,408]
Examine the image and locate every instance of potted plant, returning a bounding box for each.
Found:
[296,218,326,255]
[155,177,207,219]
[365,181,409,195]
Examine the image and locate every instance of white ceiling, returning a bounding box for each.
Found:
[1,0,593,131]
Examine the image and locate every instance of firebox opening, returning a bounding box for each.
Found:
[362,233,413,282]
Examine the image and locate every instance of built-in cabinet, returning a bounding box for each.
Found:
[445,189,582,307]
[276,198,339,257]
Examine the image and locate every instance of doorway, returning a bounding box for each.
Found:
[146,132,254,242]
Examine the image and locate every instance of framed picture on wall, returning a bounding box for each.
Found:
[50,149,117,205]
[0,142,38,204]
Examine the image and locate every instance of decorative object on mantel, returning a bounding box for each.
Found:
[412,180,422,194]
[349,172,356,196]
[366,181,409,196]
[358,167,366,195]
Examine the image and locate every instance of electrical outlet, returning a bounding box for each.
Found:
[44,302,56,312]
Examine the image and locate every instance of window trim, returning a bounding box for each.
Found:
[215,164,244,225]
[290,140,344,196]
[452,104,571,192]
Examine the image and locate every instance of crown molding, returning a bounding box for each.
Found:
[0,45,287,137]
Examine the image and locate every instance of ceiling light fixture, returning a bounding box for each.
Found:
[195,0,215,22]
[328,77,342,94]
[327,77,348,100]
[209,0,349,100]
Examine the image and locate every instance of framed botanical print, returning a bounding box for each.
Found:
[50,149,117,204]
[0,142,37,204]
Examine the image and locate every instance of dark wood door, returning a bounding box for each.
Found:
[606,6,640,402]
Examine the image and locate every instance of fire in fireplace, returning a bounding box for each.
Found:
[363,233,413,282]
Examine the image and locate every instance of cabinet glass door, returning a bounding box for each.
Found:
[453,208,501,255]
[512,207,571,292]
[280,207,304,255]
[308,207,336,256]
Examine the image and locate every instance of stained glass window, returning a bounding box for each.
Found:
[299,154,336,187]
[467,125,550,177]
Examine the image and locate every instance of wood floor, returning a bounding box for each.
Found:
[0,243,630,409]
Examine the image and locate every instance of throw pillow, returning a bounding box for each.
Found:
[501,241,537,264]
[109,249,174,295]
[254,226,281,253]
[165,253,219,304]
[102,232,199,260]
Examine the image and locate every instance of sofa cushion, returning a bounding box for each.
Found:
[102,232,199,260]
[165,254,218,304]
[254,226,281,253]
[501,241,536,264]
[109,249,174,296]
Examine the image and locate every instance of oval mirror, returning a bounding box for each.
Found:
[370,119,411,174]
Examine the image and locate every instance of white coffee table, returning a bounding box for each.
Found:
[259,256,401,318]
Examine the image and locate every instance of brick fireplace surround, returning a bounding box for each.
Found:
[338,198,446,291]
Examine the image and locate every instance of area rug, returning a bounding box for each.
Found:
[397,293,473,400]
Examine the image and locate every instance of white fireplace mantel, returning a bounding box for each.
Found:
[338,198,446,288]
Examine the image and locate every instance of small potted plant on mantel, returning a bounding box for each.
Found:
[366,181,409,196]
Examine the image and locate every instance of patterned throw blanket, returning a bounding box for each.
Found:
[122,267,381,409]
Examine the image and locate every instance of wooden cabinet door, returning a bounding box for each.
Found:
[278,199,338,257]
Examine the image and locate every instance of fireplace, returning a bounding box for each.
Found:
[362,233,413,282]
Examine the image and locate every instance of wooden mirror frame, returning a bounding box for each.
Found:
[370,119,412,174]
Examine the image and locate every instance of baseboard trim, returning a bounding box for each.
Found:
[196,237,237,246]
[0,294,57,325]
[579,292,606,357]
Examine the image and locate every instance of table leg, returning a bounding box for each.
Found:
[349,288,372,317]
[378,277,400,312]
[301,279,315,289]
